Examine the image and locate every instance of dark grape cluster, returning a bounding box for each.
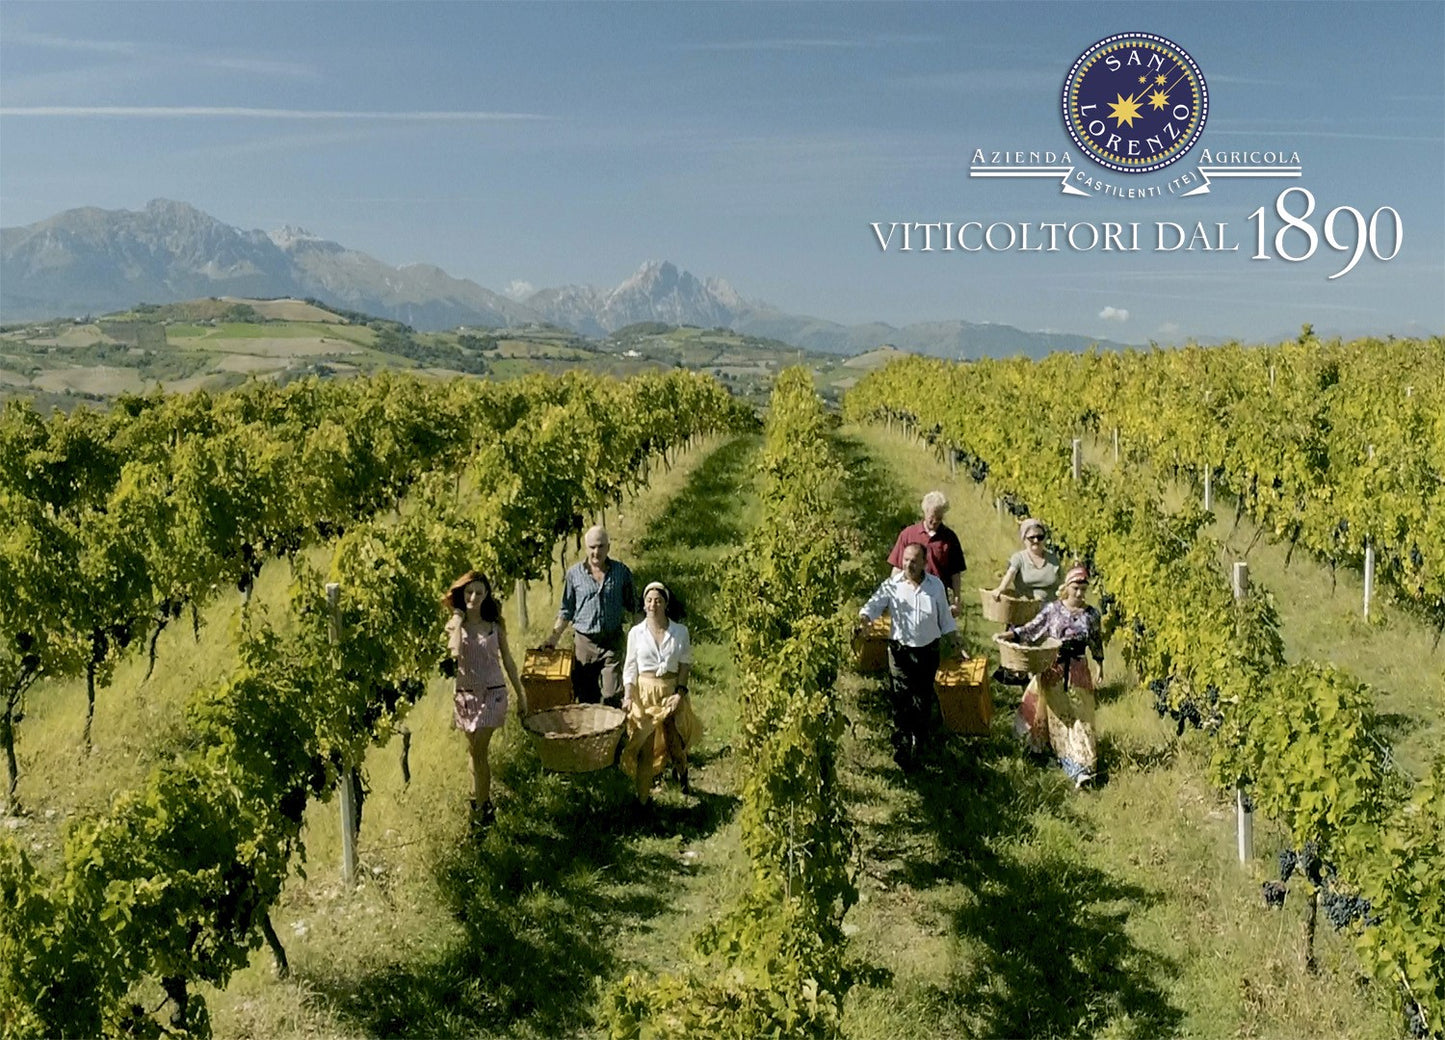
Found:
[236,541,266,594]
[261,529,304,559]
[1149,677,1173,718]
[1000,493,1031,518]
[1296,840,1324,885]
[949,447,990,483]
[15,631,41,677]
[1261,880,1288,908]
[1148,676,1219,735]
[90,622,135,661]
[1278,847,1297,882]
[1322,886,1376,931]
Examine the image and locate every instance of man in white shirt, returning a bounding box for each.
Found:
[858,542,962,771]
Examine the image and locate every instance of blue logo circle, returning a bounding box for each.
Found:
[1062,33,1208,174]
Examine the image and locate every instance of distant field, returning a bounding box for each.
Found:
[171,322,370,349]
[212,354,288,374]
[224,297,349,323]
[0,303,864,407]
[492,338,595,360]
[31,365,149,396]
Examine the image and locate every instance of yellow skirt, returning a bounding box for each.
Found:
[1016,658,1097,772]
[619,673,703,779]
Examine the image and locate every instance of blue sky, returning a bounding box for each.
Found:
[2,1,1441,343]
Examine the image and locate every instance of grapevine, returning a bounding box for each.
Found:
[0,369,747,1037]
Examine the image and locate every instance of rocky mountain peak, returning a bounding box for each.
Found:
[268,225,323,250]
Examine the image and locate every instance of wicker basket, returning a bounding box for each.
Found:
[522,647,574,715]
[522,703,627,773]
[935,656,992,735]
[978,588,1043,626]
[852,615,892,673]
[992,634,1061,673]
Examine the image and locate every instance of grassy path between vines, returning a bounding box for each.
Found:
[204,433,763,1039]
[834,424,1397,1040]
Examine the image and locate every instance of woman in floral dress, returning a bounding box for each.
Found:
[1007,563,1105,788]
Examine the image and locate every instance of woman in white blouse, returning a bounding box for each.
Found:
[620,581,703,802]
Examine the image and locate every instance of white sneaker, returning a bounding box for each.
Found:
[1074,772,1092,790]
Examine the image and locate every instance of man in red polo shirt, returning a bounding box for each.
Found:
[887,490,966,615]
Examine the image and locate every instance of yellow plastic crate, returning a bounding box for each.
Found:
[522,647,574,715]
[852,615,892,673]
[935,656,992,735]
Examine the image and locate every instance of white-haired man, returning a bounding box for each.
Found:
[544,525,636,707]
[887,490,966,615]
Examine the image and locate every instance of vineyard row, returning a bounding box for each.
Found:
[845,354,1443,1039]
[612,368,857,1039]
[0,369,749,1037]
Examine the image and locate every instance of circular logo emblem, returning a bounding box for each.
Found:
[1062,32,1208,174]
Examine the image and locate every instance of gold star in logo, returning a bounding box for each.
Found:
[1138,75,1148,84]
[1108,92,1144,128]
[1155,74,1168,86]
[1148,89,1170,110]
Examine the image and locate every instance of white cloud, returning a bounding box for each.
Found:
[1099,306,1129,322]
[205,57,322,79]
[4,29,138,54]
[4,30,319,79]
[681,33,940,52]
[0,106,549,121]
[504,280,535,300]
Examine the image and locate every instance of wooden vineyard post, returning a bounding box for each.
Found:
[1071,438,1082,481]
[515,578,529,631]
[1112,426,1119,463]
[1364,544,1376,622]
[1233,561,1249,601]
[1232,561,1253,863]
[328,582,358,888]
[1204,466,1213,512]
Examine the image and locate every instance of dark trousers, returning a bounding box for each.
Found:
[573,630,624,708]
[888,639,940,753]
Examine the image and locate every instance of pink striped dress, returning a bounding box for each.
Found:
[446,614,509,732]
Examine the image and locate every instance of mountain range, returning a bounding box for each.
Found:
[1,199,1125,358]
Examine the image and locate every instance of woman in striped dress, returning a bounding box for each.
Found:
[445,570,525,831]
